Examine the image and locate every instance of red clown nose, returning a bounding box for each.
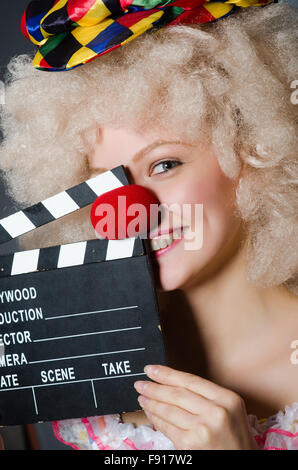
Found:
[90,185,160,240]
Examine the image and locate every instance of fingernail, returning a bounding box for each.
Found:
[134,381,147,392]
[138,395,148,406]
[144,365,159,376]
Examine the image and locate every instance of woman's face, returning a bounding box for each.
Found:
[88,126,243,292]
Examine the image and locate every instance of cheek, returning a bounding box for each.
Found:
[192,158,234,206]
[155,158,240,291]
[165,158,235,225]
[195,167,236,247]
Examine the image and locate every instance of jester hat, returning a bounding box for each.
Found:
[21,0,273,71]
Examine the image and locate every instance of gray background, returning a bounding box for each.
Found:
[0,0,297,451]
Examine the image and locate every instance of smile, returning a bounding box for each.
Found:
[149,227,188,258]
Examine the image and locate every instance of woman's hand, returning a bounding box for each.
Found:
[134,365,258,450]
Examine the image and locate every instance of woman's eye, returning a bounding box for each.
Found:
[151,160,182,175]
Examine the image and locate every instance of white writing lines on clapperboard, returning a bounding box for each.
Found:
[5,373,148,416]
[34,326,142,343]
[29,348,146,365]
[0,303,147,414]
[44,305,138,321]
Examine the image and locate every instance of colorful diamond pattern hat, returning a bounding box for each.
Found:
[21,0,273,71]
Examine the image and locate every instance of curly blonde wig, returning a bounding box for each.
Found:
[0,3,297,293]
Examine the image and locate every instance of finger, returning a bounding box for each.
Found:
[144,365,237,408]
[142,409,184,447]
[138,395,197,430]
[134,380,215,416]
[142,408,209,450]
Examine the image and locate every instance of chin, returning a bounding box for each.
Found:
[151,245,223,292]
[151,259,191,293]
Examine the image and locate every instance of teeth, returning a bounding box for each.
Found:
[150,236,173,252]
[160,238,168,248]
[149,227,188,252]
[150,232,185,252]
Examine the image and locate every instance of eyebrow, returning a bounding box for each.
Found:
[89,140,191,175]
[132,140,191,163]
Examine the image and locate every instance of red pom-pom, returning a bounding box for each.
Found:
[90,185,160,240]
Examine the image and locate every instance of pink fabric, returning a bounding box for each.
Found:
[52,402,298,450]
[249,403,298,450]
[81,417,113,450]
[52,420,80,450]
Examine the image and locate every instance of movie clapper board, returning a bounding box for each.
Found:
[0,165,167,426]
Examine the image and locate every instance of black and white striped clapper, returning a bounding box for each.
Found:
[0,165,166,426]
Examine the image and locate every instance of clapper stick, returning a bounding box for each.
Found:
[0,165,167,426]
[0,165,129,245]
